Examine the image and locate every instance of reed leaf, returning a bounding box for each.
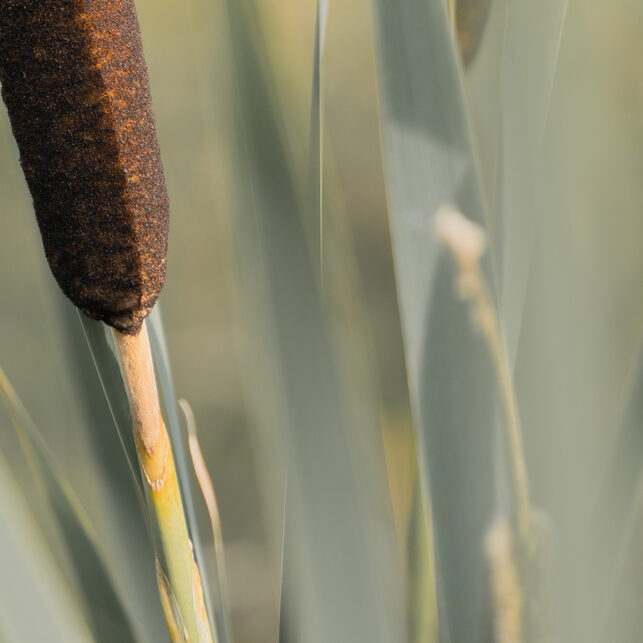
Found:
[0,366,139,643]
[79,315,144,500]
[464,0,569,361]
[0,450,94,643]
[307,0,329,278]
[585,341,643,642]
[80,312,215,642]
[55,297,168,643]
[371,0,499,640]
[147,309,225,643]
[223,1,402,641]
[280,2,329,639]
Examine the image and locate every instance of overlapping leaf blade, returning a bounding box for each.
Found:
[280,3,329,640]
[0,450,94,643]
[147,309,226,643]
[0,366,140,643]
[80,310,218,641]
[223,1,402,641]
[371,0,498,640]
[55,298,169,643]
[464,0,569,361]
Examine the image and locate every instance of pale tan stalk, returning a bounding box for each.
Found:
[180,399,231,628]
[435,205,532,540]
[113,323,214,643]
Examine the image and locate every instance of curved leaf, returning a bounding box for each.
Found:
[0,366,140,643]
[0,451,94,643]
[371,1,498,641]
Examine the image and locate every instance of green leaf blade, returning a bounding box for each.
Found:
[371,1,498,641]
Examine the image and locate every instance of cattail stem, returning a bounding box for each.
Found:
[113,323,214,643]
[435,206,532,540]
[473,279,532,541]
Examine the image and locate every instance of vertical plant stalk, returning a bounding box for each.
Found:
[435,205,531,538]
[307,0,328,287]
[113,324,214,643]
[475,275,532,537]
[436,206,552,643]
[180,399,233,642]
[449,0,456,33]
[0,3,216,640]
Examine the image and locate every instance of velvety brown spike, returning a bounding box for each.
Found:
[0,0,169,335]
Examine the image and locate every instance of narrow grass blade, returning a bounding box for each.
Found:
[147,309,222,642]
[0,366,140,643]
[223,1,403,641]
[280,2,330,637]
[79,314,144,499]
[156,557,190,643]
[110,324,214,643]
[307,0,329,279]
[0,451,94,643]
[81,311,216,641]
[407,482,438,643]
[371,1,499,641]
[179,399,233,643]
[278,481,298,643]
[54,297,168,643]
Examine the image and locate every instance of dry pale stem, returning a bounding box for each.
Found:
[156,557,189,643]
[112,323,214,643]
[486,520,524,643]
[181,400,231,615]
[435,205,532,540]
[476,279,532,541]
[113,323,169,489]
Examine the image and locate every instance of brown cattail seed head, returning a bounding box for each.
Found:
[0,0,169,335]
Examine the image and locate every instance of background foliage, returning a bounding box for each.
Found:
[0,0,641,641]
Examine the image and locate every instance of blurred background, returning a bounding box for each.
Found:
[0,1,410,641]
[0,1,642,642]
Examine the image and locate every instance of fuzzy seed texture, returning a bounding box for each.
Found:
[0,0,169,334]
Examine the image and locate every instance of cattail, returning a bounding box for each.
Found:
[0,0,168,335]
[1,4,216,641]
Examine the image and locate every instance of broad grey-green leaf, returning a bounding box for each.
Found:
[224,1,403,641]
[584,341,643,642]
[0,451,94,643]
[0,366,139,643]
[55,298,167,643]
[280,2,329,640]
[147,309,224,643]
[371,0,498,641]
[79,315,143,499]
[465,0,569,362]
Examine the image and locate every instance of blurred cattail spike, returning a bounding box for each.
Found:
[436,205,553,642]
[0,0,169,335]
[486,514,552,643]
[435,204,531,538]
